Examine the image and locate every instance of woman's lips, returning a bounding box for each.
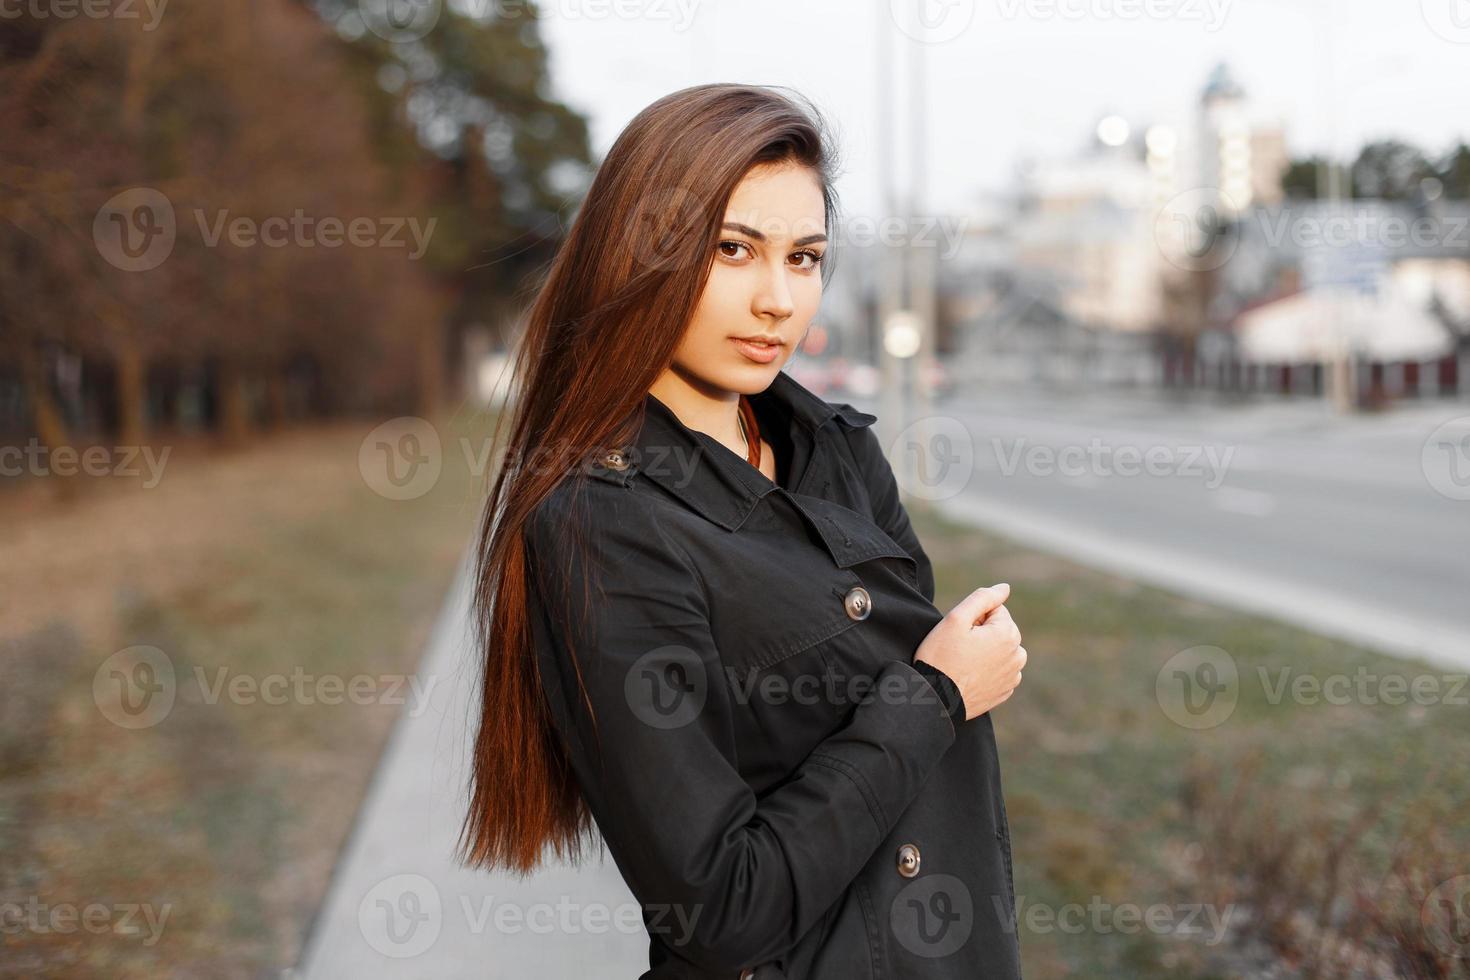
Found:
[732,337,782,364]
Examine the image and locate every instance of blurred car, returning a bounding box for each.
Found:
[840,362,881,398]
[788,358,950,401]
[921,359,952,399]
[785,359,833,395]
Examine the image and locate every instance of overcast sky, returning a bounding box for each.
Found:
[536,0,1470,217]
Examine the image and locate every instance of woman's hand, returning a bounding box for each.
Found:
[914,583,1027,721]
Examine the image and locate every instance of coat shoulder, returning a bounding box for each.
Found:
[831,409,886,470]
[527,474,700,573]
[827,400,879,430]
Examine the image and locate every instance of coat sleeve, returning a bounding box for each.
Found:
[526,486,956,973]
[841,420,937,605]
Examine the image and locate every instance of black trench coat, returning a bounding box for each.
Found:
[527,369,1022,979]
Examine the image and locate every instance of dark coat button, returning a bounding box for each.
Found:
[897,842,921,877]
[843,585,872,621]
[602,450,629,471]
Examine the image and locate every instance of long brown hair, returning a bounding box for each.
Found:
[458,83,843,874]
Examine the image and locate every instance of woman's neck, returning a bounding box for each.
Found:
[648,367,748,461]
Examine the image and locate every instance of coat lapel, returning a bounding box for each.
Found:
[583,371,912,572]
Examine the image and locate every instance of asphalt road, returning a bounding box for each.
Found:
[874,384,1470,672]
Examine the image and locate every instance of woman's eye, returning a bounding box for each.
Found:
[717,241,823,270]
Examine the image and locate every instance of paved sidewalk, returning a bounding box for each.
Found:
[292,545,649,978]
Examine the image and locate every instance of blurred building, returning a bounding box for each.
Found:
[1198,63,1288,215]
[1011,128,1168,333]
[829,62,1469,405]
[1216,199,1470,396]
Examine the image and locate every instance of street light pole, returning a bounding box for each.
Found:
[876,5,936,507]
[905,23,935,515]
[1315,10,1405,413]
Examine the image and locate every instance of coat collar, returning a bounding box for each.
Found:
[588,369,877,532]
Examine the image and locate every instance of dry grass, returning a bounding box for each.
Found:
[911,503,1470,980]
[1,423,431,647]
[0,410,494,977]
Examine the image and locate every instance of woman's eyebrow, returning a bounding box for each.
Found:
[721,221,828,247]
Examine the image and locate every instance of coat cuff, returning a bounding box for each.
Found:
[910,660,967,725]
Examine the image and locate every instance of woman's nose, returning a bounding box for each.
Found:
[752,264,795,319]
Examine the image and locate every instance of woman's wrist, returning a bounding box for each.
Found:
[911,660,966,724]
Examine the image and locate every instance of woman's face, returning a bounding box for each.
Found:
[667,161,828,398]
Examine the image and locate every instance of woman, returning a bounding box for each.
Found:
[460,83,1028,979]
